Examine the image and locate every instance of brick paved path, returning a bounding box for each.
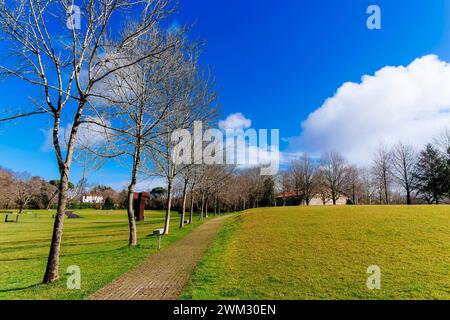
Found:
[88,216,228,300]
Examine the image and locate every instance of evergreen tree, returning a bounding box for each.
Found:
[103,197,115,210]
[413,144,448,204]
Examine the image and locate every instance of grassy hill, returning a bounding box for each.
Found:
[181,205,450,300]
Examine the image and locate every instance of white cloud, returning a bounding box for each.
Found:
[293,55,450,165]
[219,112,252,130]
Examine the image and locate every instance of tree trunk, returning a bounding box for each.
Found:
[42,166,69,283]
[406,190,411,205]
[383,176,389,205]
[126,143,141,246]
[200,192,205,219]
[46,189,59,209]
[352,186,356,205]
[127,186,137,246]
[189,189,195,224]
[164,179,173,235]
[43,111,82,284]
[180,179,188,228]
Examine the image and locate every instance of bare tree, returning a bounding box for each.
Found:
[434,127,450,159]
[344,165,361,205]
[289,160,302,205]
[276,171,293,206]
[372,144,393,205]
[288,154,317,205]
[176,124,203,228]
[151,50,217,234]
[0,167,15,209]
[391,142,416,205]
[196,164,235,217]
[0,0,177,283]
[12,173,38,213]
[186,164,201,224]
[311,169,329,205]
[359,167,376,204]
[319,151,348,205]
[86,31,185,245]
[299,153,317,205]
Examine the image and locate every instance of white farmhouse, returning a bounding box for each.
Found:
[81,195,104,204]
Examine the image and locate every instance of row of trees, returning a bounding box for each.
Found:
[279,130,450,206]
[0,168,125,211]
[0,168,55,212]
[0,0,218,283]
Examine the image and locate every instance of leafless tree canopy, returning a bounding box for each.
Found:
[0,0,182,283]
[390,142,416,205]
[319,151,348,205]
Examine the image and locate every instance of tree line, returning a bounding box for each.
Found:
[0,0,273,285]
[278,130,450,206]
[0,0,218,284]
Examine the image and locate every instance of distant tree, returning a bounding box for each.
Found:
[344,165,361,205]
[359,167,376,205]
[261,176,275,207]
[13,173,38,213]
[413,144,448,204]
[315,169,331,205]
[372,144,393,205]
[434,129,450,199]
[434,127,450,160]
[390,143,417,205]
[103,197,115,210]
[277,171,293,206]
[151,187,167,198]
[28,177,54,209]
[0,167,15,209]
[289,160,303,205]
[296,153,317,205]
[117,190,129,209]
[319,151,348,205]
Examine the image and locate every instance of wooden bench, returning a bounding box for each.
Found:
[4,213,19,223]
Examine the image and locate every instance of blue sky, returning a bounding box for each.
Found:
[0,0,449,189]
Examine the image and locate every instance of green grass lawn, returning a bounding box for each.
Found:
[0,209,207,300]
[181,205,450,300]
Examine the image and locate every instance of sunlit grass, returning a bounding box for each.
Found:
[0,209,207,300]
[181,205,450,300]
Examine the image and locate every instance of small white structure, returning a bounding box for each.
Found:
[309,196,349,206]
[81,195,104,204]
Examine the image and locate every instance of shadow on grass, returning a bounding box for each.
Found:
[0,245,132,262]
[0,283,42,293]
